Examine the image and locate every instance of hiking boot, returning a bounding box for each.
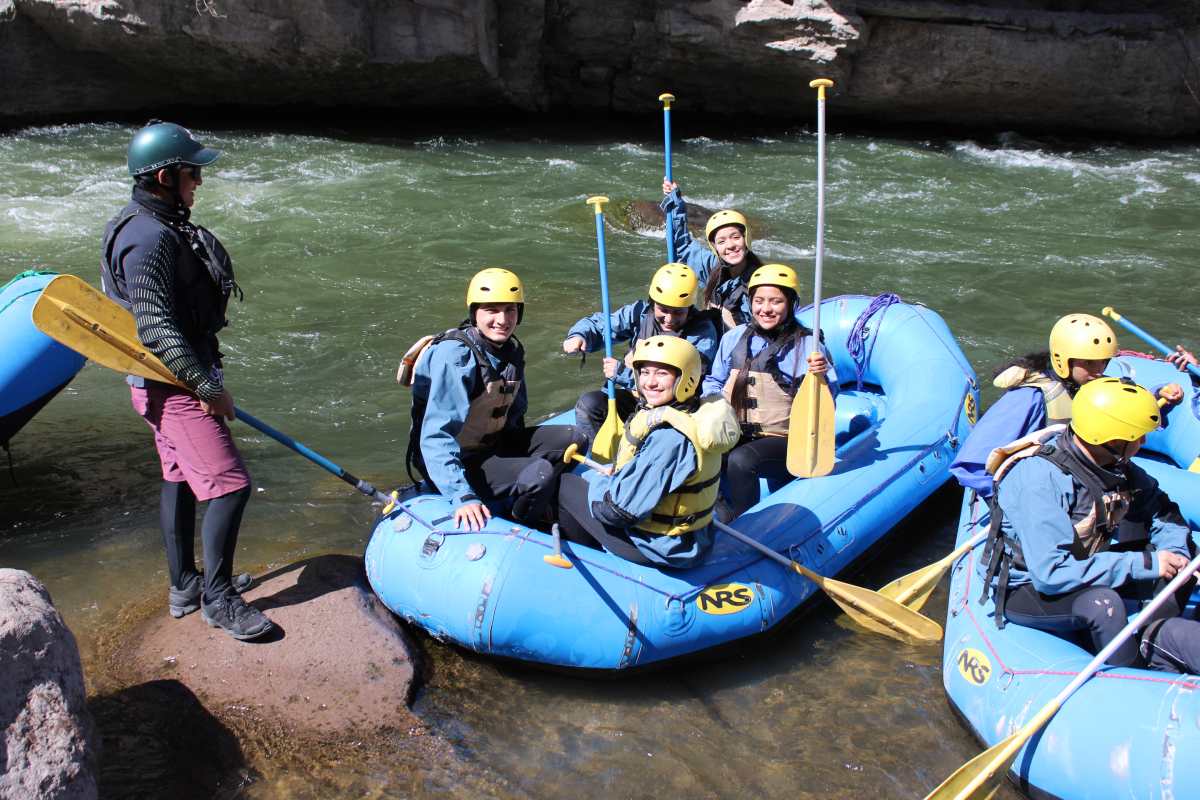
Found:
[200,593,274,641]
[169,571,254,619]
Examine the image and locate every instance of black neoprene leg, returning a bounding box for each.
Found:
[200,484,251,604]
[1004,584,1141,667]
[723,436,790,519]
[160,480,198,589]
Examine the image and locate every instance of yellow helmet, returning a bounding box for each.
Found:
[1048,313,1118,379]
[704,210,751,257]
[466,268,525,321]
[1070,377,1161,445]
[631,335,702,403]
[649,263,698,309]
[747,264,800,293]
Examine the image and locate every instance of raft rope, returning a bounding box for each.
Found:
[846,292,902,390]
[0,269,57,318]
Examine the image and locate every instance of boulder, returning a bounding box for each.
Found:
[0,569,98,800]
[121,554,419,735]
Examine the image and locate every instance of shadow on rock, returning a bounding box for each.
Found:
[252,553,363,613]
[90,679,255,800]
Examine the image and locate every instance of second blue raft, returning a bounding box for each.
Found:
[365,294,978,671]
[0,270,86,446]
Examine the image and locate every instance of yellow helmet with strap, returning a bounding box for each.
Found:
[649,263,699,308]
[1048,313,1117,379]
[631,335,701,402]
[466,268,525,322]
[704,210,751,257]
[747,263,800,293]
[1070,377,1160,444]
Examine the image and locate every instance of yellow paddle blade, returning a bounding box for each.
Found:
[925,695,1063,800]
[590,397,624,463]
[32,275,182,387]
[877,552,957,612]
[792,563,943,643]
[787,371,835,478]
[923,727,1033,800]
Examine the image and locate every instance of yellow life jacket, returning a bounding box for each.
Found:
[614,396,740,536]
[992,366,1072,425]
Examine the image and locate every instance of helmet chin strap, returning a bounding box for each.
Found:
[1102,440,1134,465]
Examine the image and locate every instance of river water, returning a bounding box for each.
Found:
[2,121,1198,798]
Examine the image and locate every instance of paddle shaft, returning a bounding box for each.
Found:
[232,408,390,504]
[660,93,676,262]
[1103,306,1200,380]
[811,82,828,347]
[589,198,618,402]
[712,519,816,580]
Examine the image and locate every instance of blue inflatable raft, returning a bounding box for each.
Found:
[942,352,1200,799]
[366,295,977,671]
[0,271,86,447]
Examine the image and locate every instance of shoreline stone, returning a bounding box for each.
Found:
[0,569,98,800]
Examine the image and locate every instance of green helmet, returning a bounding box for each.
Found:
[127,121,221,177]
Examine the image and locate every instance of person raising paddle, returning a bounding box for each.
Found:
[562,263,718,450]
[100,121,270,641]
[406,268,583,532]
[950,313,1184,498]
[660,179,762,331]
[978,378,1200,674]
[701,264,836,521]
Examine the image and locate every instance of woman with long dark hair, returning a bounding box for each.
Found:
[701,264,836,521]
[660,178,763,331]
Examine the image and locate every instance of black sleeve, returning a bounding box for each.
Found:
[120,225,224,401]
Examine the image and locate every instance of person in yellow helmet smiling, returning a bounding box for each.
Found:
[702,264,835,521]
[556,336,739,568]
[408,268,584,531]
[950,313,1183,499]
[978,378,1200,674]
[661,178,762,331]
[563,263,719,449]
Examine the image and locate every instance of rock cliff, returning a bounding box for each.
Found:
[2,0,1199,136]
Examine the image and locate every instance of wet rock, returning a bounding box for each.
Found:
[0,569,98,800]
[618,198,768,245]
[3,1,1199,136]
[123,554,418,735]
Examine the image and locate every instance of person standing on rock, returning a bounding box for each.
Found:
[661,178,764,331]
[100,121,272,641]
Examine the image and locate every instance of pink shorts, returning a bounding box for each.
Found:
[130,383,251,501]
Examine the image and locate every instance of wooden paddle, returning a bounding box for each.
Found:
[561,450,940,642]
[32,274,393,505]
[787,78,837,478]
[925,546,1200,800]
[711,519,942,643]
[878,530,988,612]
[585,195,625,462]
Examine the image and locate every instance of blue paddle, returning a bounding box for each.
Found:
[586,195,624,461]
[1102,306,1200,380]
[659,92,676,262]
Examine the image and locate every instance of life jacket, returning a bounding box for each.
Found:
[100,194,239,371]
[992,366,1073,425]
[721,325,811,438]
[620,305,719,373]
[979,426,1133,627]
[614,396,740,537]
[406,324,524,481]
